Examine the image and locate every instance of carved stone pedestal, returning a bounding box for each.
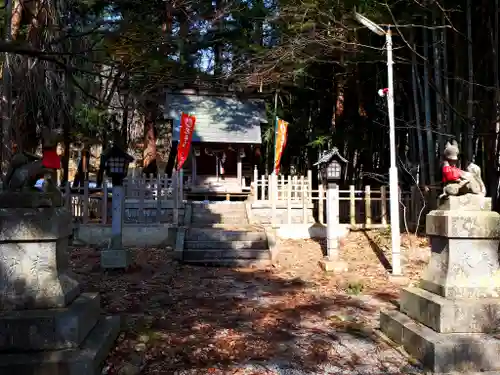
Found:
[380,194,500,373]
[0,207,120,375]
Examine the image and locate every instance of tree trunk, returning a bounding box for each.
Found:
[432,7,443,150]
[411,29,426,186]
[423,23,436,186]
[142,103,158,178]
[466,0,474,163]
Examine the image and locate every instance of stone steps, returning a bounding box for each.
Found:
[192,214,246,221]
[184,239,268,250]
[183,227,271,267]
[183,248,271,261]
[183,203,270,267]
[186,228,267,241]
[182,257,271,268]
[191,202,248,226]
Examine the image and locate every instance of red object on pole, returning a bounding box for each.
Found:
[177,113,196,170]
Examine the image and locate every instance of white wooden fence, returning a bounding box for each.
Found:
[252,170,434,231]
[63,172,182,224]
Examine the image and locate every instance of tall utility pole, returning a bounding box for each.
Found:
[2,0,14,178]
[355,12,402,276]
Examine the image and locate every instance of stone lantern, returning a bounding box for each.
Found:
[101,144,134,269]
[316,147,346,187]
[314,147,348,272]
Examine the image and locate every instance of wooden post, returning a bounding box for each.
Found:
[64,181,71,210]
[301,176,307,224]
[280,174,285,200]
[172,171,179,225]
[179,168,184,205]
[138,177,145,223]
[292,176,297,199]
[267,174,273,202]
[318,184,324,224]
[271,174,277,226]
[102,179,108,224]
[287,175,292,224]
[260,175,266,201]
[156,175,162,223]
[83,180,89,224]
[191,151,197,186]
[253,166,258,200]
[380,186,388,226]
[365,185,371,228]
[307,169,312,203]
[349,185,356,227]
[237,152,242,187]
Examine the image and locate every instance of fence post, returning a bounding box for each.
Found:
[301,176,307,224]
[280,174,285,200]
[349,185,356,227]
[287,175,292,224]
[380,186,388,226]
[172,171,179,225]
[365,185,371,228]
[260,175,266,201]
[64,181,71,210]
[307,169,312,203]
[138,177,145,223]
[156,175,162,223]
[179,169,184,205]
[102,179,108,224]
[267,174,273,202]
[253,166,258,200]
[271,174,277,226]
[318,183,324,224]
[83,180,89,224]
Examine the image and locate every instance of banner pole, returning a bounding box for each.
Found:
[272,90,278,175]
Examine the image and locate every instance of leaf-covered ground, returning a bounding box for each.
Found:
[69,231,430,375]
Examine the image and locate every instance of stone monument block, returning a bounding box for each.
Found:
[0,206,120,375]
[380,195,500,373]
[0,207,80,310]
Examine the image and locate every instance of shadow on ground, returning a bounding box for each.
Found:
[70,244,424,375]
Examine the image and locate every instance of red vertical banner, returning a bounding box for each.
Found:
[177,112,196,170]
[274,117,289,174]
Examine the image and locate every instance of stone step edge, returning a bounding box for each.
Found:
[182,258,272,267]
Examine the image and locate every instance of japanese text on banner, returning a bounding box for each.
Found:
[177,113,196,170]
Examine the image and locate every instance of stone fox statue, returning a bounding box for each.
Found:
[3,128,62,193]
[440,140,486,199]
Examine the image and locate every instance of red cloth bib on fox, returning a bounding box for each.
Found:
[442,165,461,183]
[42,149,61,169]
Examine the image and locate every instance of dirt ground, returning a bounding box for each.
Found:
[69,230,430,375]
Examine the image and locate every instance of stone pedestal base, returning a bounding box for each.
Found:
[101,248,132,269]
[0,207,120,374]
[318,258,348,273]
[381,310,500,373]
[380,195,500,373]
[0,316,120,375]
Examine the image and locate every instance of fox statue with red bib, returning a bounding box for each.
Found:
[1,128,63,207]
[440,140,486,199]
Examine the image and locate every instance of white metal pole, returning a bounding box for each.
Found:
[386,29,402,275]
